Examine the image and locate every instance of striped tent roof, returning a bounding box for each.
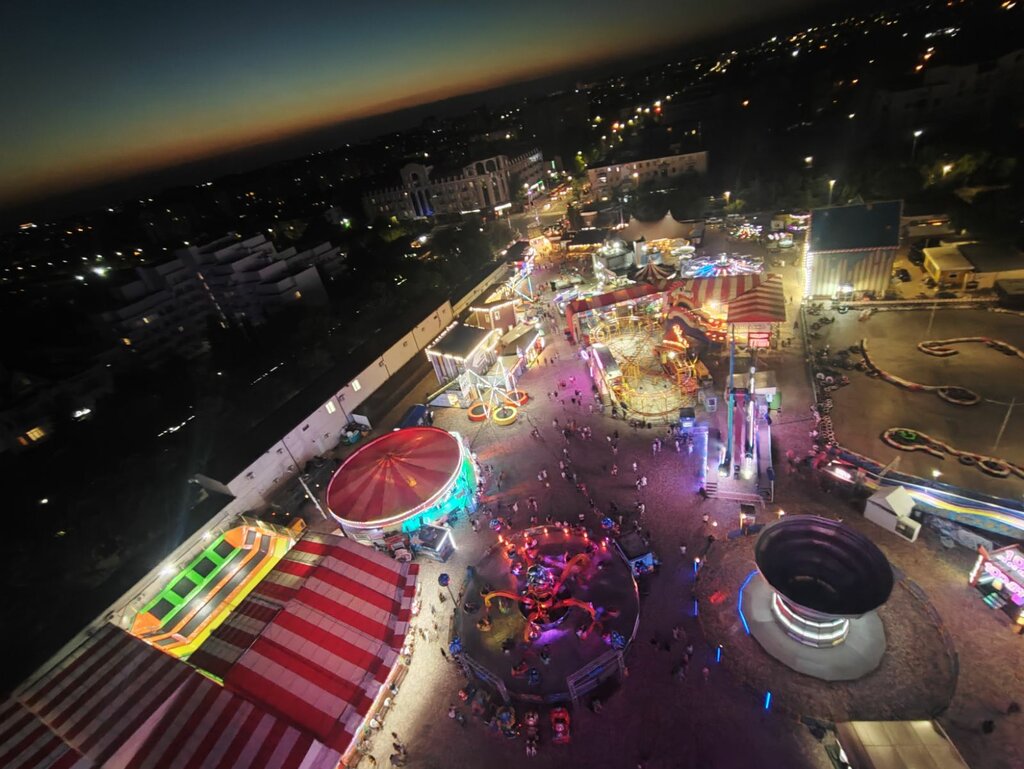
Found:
[326,426,462,525]
[727,274,787,323]
[0,700,92,769]
[666,275,764,309]
[633,261,674,287]
[191,532,418,754]
[4,624,339,769]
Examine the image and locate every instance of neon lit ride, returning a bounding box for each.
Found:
[457,527,639,701]
[326,426,476,542]
[743,516,894,681]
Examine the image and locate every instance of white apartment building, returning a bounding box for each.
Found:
[101,255,212,367]
[872,48,1024,131]
[587,150,709,200]
[363,149,545,220]
[178,234,344,327]
[101,235,345,367]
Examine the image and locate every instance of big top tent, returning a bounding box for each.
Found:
[726,274,788,323]
[325,426,475,537]
[2,624,341,769]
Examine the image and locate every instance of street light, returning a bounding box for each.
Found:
[911,129,923,160]
[942,163,953,177]
[827,179,836,206]
[724,190,731,205]
[804,156,814,168]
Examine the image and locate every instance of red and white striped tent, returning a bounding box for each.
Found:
[190,532,419,754]
[726,274,787,323]
[3,624,340,769]
[665,275,764,310]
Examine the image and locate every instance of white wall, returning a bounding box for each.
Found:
[382,330,419,374]
[411,303,452,348]
[452,264,509,316]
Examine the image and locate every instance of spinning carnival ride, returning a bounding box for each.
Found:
[457,528,639,701]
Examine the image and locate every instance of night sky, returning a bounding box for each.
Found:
[0,0,807,206]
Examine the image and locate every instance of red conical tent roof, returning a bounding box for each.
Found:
[326,427,462,525]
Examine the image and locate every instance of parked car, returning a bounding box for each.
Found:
[908,249,925,266]
[924,276,937,288]
[936,290,957,299]
[893,268,911,283]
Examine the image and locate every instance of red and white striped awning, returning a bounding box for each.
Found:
[727,274,787,323]
[191,532,418,754]
[0,700,92,769]
[4,624,340,769]
[666,275,763,308]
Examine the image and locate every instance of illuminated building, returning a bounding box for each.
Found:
[363,149,544,220]
[803,202,902,299]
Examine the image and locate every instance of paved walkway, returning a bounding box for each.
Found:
[345,259,1024,769]
[351,263,831,769]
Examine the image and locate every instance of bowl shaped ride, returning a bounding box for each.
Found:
[754,516,893,618]
[754,516,893,649]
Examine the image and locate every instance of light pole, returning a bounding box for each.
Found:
[724,190,731,207]
[281,439,329,521]
[911,129,923,161]
[827,179,836,206]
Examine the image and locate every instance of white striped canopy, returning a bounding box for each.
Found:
[191,532,418,754]
[666,275,764,309]
[727,275,787,323]
[4,624,339,769]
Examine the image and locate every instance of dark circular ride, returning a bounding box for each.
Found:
[754,516,893,648]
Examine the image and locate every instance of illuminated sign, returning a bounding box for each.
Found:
[748,331,771,348]
[993,548,1024,578]
[983,561,1024,606]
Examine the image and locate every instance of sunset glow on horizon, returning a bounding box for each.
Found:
[0,0,805,206]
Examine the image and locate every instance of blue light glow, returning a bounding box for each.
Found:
[737,569,757,635]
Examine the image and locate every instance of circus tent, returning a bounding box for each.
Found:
[2,623,341,769]
[191,532,418,756]
[618,214,701,243]
[325,426,469,533]
[726,274,787,323]
[2,530,419,769]
[665,275,765,309]
[633,261,675,287]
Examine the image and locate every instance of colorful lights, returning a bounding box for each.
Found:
[737,569,757,634]
[770,593,849,646]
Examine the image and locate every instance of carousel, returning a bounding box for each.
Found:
[325,426,477,542]
[455,527,639,704]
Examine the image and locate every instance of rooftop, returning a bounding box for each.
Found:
[923,244,974,273]
[809,202,903,253]
[958,242,1024,274]
[427,322,495,359]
